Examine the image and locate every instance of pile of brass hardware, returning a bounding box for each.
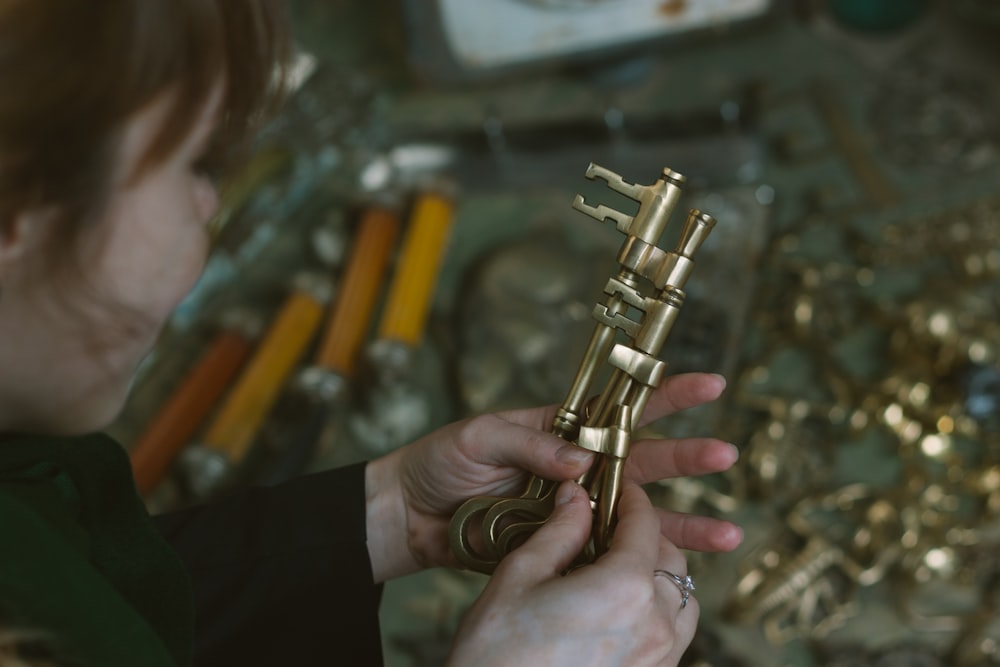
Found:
[691,197,1000,664]
[448,162,717,574]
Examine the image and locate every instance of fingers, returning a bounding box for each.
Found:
[636,372,727,428]
[625,437,738,484]
[484,373,728,483]
[652,536,701,666]
[653,537,694,610]
[623,437,744,552]
[463,414,594,481]
[460,414,595,483]
[606,492,701,656]
[493,481,593,584]
[657,510,744,552]
[598,482,661,571]
[495,372,726,435]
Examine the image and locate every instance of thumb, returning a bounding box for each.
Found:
[483,417,595,482]
[496,481,592,583]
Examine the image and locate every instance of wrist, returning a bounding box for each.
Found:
[364,451,421,583]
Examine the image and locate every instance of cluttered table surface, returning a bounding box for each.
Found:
[112,1,1000,665]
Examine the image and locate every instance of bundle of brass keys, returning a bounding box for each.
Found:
[448,162,717,574]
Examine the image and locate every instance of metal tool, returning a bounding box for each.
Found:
[448,162,717,574]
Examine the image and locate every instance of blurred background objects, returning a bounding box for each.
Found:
[112,1,1000,664]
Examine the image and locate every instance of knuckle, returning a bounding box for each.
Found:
[615,571,656,608]
[452,414,494,454]
[494,549,535,581]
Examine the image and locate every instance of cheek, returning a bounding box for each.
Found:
[93,197,209,322]
[168,229,210,307]
[149,224,210,313]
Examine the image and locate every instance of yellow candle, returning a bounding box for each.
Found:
[202,279,328,462]
[376,191,455,347]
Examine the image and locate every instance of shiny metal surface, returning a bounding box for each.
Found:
[449,162,717,573]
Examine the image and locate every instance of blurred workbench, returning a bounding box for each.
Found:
[113,1,1000,665]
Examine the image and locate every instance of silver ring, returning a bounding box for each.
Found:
[654,569,695,609]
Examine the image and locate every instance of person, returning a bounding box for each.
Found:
[0,1,744,666]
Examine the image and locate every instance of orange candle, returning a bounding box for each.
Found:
[130,327,254,496]
[315,206,401,377]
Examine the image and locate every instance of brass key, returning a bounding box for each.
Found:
[449,162,717,574]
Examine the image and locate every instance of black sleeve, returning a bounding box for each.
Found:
[152,462,384,667]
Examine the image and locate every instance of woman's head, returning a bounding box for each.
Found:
[0,0,290,255]
[0,0,291,434]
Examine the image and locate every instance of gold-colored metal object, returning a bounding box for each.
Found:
[724,483,904,643]
[448,163,717,574]
[949,576,1000,667]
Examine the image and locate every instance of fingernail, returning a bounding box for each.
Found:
[556,445,594,467]
[727,443,740,461]
[710,373,728,390]
[557,481,580,505]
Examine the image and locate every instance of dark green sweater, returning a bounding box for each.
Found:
[0,433,191,666]
[0,433,384,666]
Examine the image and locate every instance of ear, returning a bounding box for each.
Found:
[0,208,55,276]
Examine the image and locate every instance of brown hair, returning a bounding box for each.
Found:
[0,0,292,255]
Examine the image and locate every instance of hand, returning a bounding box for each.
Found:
[447,480,697,667]
[365,372,742,582]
